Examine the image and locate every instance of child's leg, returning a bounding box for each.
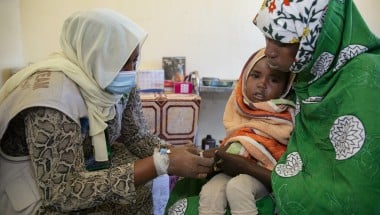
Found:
[199,173,231,215]
[226,174,269,215]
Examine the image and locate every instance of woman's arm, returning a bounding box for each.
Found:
[134,144,215,185]
[120,88,214,184]
[119,88,162,158]
[24,107,137,211]
[215,150,272,191]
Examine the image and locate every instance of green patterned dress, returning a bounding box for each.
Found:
[167,0,380,214]
[255,0,380,214]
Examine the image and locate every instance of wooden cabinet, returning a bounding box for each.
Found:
[141,92,201,145]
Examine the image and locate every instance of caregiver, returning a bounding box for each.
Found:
[237,0,380,214]
[168,0,380,214]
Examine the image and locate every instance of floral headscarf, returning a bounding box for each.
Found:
[253,0,329,73]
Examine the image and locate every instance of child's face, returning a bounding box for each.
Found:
[246,57,289,102]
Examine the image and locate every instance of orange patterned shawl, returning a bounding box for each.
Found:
[222,48,295,170]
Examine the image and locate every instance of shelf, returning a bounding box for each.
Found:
[199,85,234,93]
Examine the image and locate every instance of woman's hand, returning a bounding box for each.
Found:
[202,147,219,158]
[215,150,252,176]
[202,142,230,159]
[167,145,214,179]
[215,150,272,190]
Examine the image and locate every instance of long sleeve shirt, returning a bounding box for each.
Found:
[1,88,162,214]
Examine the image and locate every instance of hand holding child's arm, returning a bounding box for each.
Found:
[215,150,272,191]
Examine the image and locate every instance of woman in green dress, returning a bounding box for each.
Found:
[167,0,380,214]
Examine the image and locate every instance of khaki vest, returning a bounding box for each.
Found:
[0,71,87,214]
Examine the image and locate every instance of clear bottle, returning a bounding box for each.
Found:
[202,134,216,150]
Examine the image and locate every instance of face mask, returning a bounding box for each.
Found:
[105,71,136,95]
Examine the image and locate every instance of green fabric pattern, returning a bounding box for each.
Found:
[271,98,295,107]
[266,1,380,214]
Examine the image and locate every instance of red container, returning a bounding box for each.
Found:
[173,82,193,94]
[164,80,174,92]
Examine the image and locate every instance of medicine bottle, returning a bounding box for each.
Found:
[201,134,216,150]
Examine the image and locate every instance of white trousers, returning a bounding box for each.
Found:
[199,173,269,215]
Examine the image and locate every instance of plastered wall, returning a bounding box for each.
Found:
[1,0,379,144]
[1,0,380,86]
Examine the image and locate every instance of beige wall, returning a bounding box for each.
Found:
[0,0,24,86]
[19,0,263,81]
[1,0,379,145]
[1,0,380,87]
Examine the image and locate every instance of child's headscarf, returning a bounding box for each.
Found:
[240,49,295,111]
[222,48,295,170]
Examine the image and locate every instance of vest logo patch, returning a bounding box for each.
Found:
[20,71,52,90]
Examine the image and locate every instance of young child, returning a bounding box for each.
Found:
[198,48,295,215]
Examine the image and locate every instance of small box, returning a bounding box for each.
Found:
[136,70,164,92]
[173,82,193,94]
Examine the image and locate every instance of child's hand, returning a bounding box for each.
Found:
[202,147,219,158]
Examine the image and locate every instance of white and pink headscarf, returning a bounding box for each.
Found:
[253,0,329,73]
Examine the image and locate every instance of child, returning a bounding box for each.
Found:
[198,48,295,215]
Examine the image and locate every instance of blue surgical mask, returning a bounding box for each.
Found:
[105,71,136,95]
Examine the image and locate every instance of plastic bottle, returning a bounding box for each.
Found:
[202,134,216,150]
